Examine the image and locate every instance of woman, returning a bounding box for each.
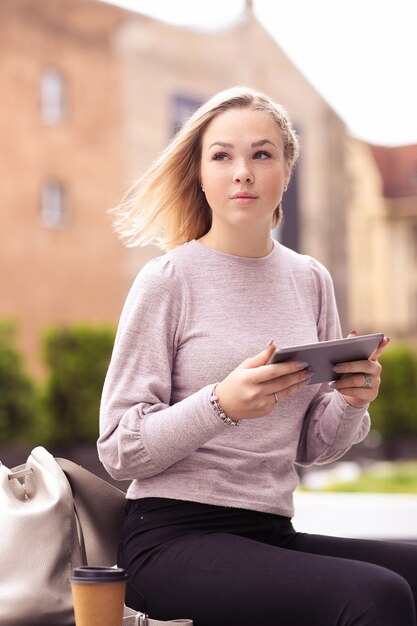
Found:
[98,86,417,626]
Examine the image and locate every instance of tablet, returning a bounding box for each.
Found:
[268,333,384,385]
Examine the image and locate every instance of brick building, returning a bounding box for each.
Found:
[0,0,134,374]
[0,0,355,372]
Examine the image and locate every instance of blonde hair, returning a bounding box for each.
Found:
[112,86,300,249]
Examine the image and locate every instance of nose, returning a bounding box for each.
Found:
[233,160,254,184]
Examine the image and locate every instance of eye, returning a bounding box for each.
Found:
[212,152,229,161]
[253,150,271,160]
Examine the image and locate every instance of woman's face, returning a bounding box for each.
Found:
[200,107,290,235]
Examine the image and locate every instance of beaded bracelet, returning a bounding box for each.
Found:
[209,388,240,427]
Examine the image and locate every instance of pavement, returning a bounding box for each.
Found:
[292,490,417,540]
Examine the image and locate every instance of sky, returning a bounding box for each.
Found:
[100,0,417,147]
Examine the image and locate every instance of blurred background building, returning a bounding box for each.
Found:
[1,0,416,374]
[348,141,417,339]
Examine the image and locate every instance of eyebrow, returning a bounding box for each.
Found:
[208,139,276,150]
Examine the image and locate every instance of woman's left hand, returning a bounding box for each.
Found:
[329,331,390,408]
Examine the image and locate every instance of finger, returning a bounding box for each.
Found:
[241,340,276,369]
[266,368,314,396]
[253,359,309,384]
[337,386,372,398]
[271,373,314,402]
[347,330,358,338]
[331,372,374,391]
[330,374,376,403]
[333,358,381,376]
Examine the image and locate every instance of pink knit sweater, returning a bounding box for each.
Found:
[98,240,370,517]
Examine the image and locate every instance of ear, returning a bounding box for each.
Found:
[284,159,291,183]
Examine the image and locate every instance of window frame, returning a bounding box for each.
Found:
[40,180,68,229]
[40,67,67,125]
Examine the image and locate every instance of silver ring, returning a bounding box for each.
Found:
[273,392,278,404]
[362,374,372,389]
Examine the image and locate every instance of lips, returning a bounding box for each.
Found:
[231,192,258,199]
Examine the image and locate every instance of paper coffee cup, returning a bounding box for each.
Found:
[71,566,127,626]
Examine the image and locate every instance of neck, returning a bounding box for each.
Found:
[199,227,273,258]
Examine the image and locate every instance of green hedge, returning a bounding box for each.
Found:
[42,324,115,444]
[0,320,39,443]
[2,318,417,447]
[369,344,417,439]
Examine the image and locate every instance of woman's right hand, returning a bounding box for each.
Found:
[214,342,313,421]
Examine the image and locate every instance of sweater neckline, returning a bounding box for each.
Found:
[189,239,279,267]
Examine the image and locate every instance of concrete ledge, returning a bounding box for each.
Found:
[293,491,417,540]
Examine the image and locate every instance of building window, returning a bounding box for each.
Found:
[41,181,68,229]
[40,68,66,125]
[171,94,203,135]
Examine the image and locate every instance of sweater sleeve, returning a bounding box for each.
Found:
[97,257,224,481]
[296,258,371,466]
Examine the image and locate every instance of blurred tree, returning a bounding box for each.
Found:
[370,344,417,439]
[43,324,115,444]
[0,319,39,443]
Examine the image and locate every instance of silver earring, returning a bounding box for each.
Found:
[283,184,288,192]
[201,184,205,192]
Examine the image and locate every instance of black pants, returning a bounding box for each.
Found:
[118,497,417,626]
